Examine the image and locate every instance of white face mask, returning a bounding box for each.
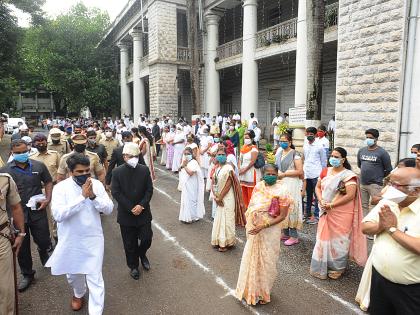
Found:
[382,186,408,204]
[105,131,113,138]
[126,157,139,168]
[244,138,252,145]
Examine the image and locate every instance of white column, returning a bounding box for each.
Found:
[205,13,221,116]
[294,0,307,108]
[240,0,258,120]
[131,29,146,123]
[118,43,132,116]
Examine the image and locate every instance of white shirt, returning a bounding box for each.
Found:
[183,125,192,135]
[315,137,330,151]
[328,119,336,132]
[253,127,262,142]
[46,178,113,275]
[216,115,223,124]
[272,116,283,126]
[205,117,211,125]
[303,142,327,179]
[233,114,241,121]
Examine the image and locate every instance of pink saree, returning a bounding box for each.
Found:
[310,168,367,280]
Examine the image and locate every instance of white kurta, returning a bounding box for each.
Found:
[172,132,186,172]
[178,159,205,222]
[45,178,113,275]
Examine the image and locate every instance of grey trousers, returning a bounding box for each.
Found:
[360,184,383,214]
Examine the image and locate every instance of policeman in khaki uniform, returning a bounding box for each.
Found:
[57,134,105,184]
[0,174,25,315]
[47,128,71,158]
[99,127,120,163]
[30,134,60,243]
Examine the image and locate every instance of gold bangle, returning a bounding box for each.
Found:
[264,222,270,228]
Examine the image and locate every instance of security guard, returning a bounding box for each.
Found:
[0,174,25,315]
[57,134,105,184]
[47,128,71,158]
[31,134,61,244]
[99,127,120,163]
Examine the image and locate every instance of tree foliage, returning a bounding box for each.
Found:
[20,3,120,117]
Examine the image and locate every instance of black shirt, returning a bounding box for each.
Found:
[87,144,108,164]
[0,160,52,222]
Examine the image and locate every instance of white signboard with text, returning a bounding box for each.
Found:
[288,107,306,127]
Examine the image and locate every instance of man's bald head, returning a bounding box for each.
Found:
[389,168,420,205]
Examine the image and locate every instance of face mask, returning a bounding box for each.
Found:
[73,174,90,187]
[213,138,220,143]
[36,145,47,153]
[216,155,227,164]
[74,144,86,153]
[329,157,342,168]
[105,131,113,138]
[382,186,408,204]
[252,124,257,129]
[365,138,375,147]
[13,152,29,163]
[263,174,277,186]
[88,139,96,146]
[229,126,234,131]
[170,128,175,132]
[244,138,252,145]
[307,136,315,142]
[280,142,288,150]
[408,153,417,159]
[52,139,60,144]
[185,154,192,161]
[126,157,139,168]
[317,131,325,138]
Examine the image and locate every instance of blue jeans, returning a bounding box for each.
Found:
[305,177,319,218]
[283,228,298,238]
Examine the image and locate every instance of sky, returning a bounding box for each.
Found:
[14,0,128,27]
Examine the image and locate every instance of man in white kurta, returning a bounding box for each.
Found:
[46,154,113,315]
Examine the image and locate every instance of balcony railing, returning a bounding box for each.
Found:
[216,38,243,60]
[325,2,339,28]
[256,18,298,48]
[126,64,133,78]
[177,47,203,63]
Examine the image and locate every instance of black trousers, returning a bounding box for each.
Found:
[155,144,161,157]
[120,223,153,269]
[370,267,420,315]
[18,215,51,277]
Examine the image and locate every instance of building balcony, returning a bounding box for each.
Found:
[216,2,339,64]
[177,47,204,64]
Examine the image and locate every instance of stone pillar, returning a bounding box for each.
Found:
[292,0,307,148]
[205,13,221,116]
[118,43,131,116]
[131,29,146,123]
[240,0,258,120]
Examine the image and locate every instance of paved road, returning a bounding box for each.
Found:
[1,135,368,315]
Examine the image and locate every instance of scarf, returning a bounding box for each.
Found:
[240,144,256,154]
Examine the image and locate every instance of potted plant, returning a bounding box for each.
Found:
[265,143,276,164]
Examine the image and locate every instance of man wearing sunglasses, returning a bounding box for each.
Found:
[361,167,420,314]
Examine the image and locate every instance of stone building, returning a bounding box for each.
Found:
[99,0,420,163]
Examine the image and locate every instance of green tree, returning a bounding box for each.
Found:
[20,3,119,117]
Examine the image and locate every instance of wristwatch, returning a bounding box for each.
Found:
[18,232,26,237]
[388,227,397,234]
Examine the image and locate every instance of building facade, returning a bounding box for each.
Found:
[100,0,420,163]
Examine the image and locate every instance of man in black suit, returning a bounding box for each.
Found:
[105,131,145,186]
[111,143,153,280]
[152,119,161,156]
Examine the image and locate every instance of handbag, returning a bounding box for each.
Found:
[268,197,280,218]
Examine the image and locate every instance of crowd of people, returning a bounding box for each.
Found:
[0,112,419,315]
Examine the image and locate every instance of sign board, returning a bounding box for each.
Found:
[288,107,306,127]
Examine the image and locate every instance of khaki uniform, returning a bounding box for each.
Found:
[48,140,71,158]
[58,151,104,179]
[30,150,60,239]
[0,174,21,315]
[99,138,120,161]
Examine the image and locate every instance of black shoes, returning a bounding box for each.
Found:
[18,276,34,292]
[130,268,140,280]
[140,256,150,271]
[39,250,50,266]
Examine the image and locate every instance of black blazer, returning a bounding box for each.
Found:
[105,146,145,185]
[111,163,153,227]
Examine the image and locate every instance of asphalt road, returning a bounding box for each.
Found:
[1,134,368,315]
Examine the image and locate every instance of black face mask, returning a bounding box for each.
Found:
[307,136,315,142]
[73,174,90,187]
[36,145,47,153]
[74,144,86,153]
[52,139,60,144]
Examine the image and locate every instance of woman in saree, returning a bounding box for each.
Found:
[275,133,304,246]
[236,164,292,305]
[171,126,186,173]
[211,145,246,252]
[310,147,367,280]
[165,125,175,170]
[138,126,156,180]
[178,147,205,223]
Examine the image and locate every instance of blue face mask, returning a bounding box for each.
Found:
[365,138,375,147]
[185,154,192,161]
[280,142,289,150]
[13,152,29,163]
[408,153,417,159]
[73,174,90,187]
[213,138,220,143]
[216,155,227,164]
[329,157,342,168]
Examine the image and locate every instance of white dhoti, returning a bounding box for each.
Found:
[67,273,105,315]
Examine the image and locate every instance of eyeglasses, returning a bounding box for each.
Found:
[387,181,419,189]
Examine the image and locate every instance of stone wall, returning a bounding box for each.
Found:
[335,0,408,165]
[149,63,178,117]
